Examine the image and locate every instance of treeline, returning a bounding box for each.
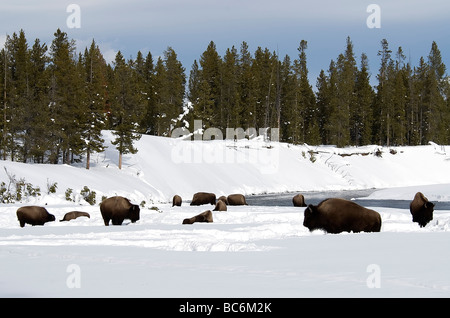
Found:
[189,37,450,147]
[1,29,449,169]
[0,29,186,168]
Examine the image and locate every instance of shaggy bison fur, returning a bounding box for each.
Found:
[190,192,216,206]
[182,210,213,224]
[16,206,55,228]
[303,198,381,234]
[227,194,248,206]
[410,192,435,227]
[100,196,140,226]
[293,194,307,207]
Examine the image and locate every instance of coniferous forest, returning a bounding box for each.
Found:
[1,29,449,168]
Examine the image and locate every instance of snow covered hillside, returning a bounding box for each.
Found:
[1,131,450,298]
[0,130,449,205]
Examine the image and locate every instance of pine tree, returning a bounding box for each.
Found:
[221,46,240,129]
[354,53,374,145]
[294,40,317,144]
[109,51,141,169]
[80,40,107,169]
[48,28,78,164]
[198,41,222,129]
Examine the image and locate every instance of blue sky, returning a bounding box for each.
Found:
[1,0,449,87]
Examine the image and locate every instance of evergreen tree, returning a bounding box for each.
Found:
[109,51,141,169]
[294,40,317,144]
[80,40,107,169]
[354,53,374,145]
[48,28,78,164]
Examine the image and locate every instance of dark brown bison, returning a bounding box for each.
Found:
[60,211,90,222]
[303,198,381,234]
[182,210,214,224]
[293,194,307,207]
[213,200,227,211]
[218,196,228,205]
[410,192,435,227]
[100,196,140,226]
[227,194,248,206]
[190,192,216,206]
[16,206,55,228]
[172,195,182,207]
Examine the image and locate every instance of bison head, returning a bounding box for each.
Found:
[303,204,320,232]
[129,205,140,223]
[414,201,435,227]
[47,213,56,222]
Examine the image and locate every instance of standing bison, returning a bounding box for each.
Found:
[227,194,248,206]
[410,192,435,227]
[293,194,307,207]
[172,195,182,207]
[16,206,55,227]
[303,198,381,234]
[190,192,216,206]
[100,196,140,226]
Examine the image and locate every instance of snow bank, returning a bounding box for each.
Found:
[0,131,449,205]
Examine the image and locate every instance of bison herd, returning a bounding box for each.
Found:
[14,191,436,234]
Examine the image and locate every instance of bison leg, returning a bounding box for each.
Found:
[112,217,124,225]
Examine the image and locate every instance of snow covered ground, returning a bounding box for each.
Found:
[1,132,450,298]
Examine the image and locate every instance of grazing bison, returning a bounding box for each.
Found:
[16,206,56,228]
[227,194,248,206]
[60,211,90,222]
[293,194,307,207]
[213,200,227,211]
[182,210,214,224]
[172,195,182,207]
[218,196,228,205]
[190,192,216,206]
[100,196,140,226]
[303,198,381,234]
[410,192,435,227]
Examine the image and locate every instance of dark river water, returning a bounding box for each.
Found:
[246,189,450,210]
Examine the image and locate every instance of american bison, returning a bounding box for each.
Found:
[190,192,216,206]
[182,210,214,224]
[227,194,248,206]
[100,196,140,226]
[172,194,182,207]
[410,192,435,227]
[293,194,307,207]
[303,198,381,234]
[16,206,56,227]
[218,195,228,205]
[60,211,90,222]
[213,200,227,211]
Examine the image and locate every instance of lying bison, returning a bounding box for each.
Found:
[293,194,307,207]
[172,194,182,207]
[182,210,213,224]
[100,196,140,226]
[213,200,227,211]
[16,206,55,228]
[60,211,90,222]
[190,192,216,206]
[410,192,435,227]
[303,198,381,234]
[227,194,248,206]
